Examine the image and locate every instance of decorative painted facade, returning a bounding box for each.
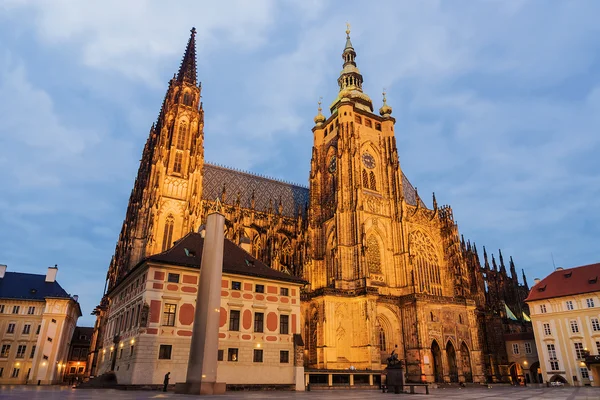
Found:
[95,27,532,386]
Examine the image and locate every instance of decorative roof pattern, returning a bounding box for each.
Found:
[203,163,309,218]
[526,262,600,302]
[203,164,424,216]
[0,272,71,301]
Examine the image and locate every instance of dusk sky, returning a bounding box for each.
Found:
[1,0,599,326]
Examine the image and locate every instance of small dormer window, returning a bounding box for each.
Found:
[589,276,598,284]
[564,272,572,278]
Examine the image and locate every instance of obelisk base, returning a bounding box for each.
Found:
[174,381,226,395]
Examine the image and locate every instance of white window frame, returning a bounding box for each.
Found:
[543,323,552,336]
[540,304,547,313]
[587,298,595,308]
[525,342,532,354]
[566,300,574,311]
[591,318,600,332]
[570,320,580,334]
[512,343,519,355]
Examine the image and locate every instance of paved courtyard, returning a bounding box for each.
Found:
[1,385,600,400]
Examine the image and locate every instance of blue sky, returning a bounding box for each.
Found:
[1,0,599,326]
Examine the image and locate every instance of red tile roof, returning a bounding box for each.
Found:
[525,262,600,302]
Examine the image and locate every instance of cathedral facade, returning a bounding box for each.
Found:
[98,27,531,384]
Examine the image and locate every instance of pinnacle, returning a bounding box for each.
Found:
[176,27,198,85]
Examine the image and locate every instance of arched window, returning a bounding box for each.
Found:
[379,327,387,352]
[173,152,183,174]
[431,312,435,322]
[410,231,443,296]
[369,171,377,190]
[252,236,262,260]
[366,236,382,274]
[182,92,192,106]
[162,216,174,251]
[176,122,188,150]
[459,314,463,324]
[362,170,369,187]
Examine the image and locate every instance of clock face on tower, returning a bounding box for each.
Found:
[362,152,375,169]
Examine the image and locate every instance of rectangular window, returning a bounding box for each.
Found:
[167,273,180,283]
[570,320,579,333]
[229,310,240,331]
[227,348,238,362]
[11,368,19,378]
[162,303,177,326]
[280,350,289,363]
[512,343,519,355]
[22,324,31,335]
[130,346,134,356]
[231,281,241,290]
[217,350,224,361]
[253,349,263,363]
[525,342,532,354]
[280,287,289,296]
[280,315,289,334]
[12,306,20,314]
[7,323,15,334]
[255,284,264,293]
[173,152,183,174]
[566,300,574,311]
[47,337,52,342]
[1,344,10,358]
[375,123,382,131]
[254,312,264,333]
[365,119,372,128]
[119,348,123,359]
[547,343,558,371]
[0,367,3,377]
[587,298,595,308]
[540,304,547,313]
[575,342,585,359]
[27,306,35,315]
[36,325,41,335]
[51,318,56,323]
[16,345,26,358]
[581,367,590,379]
[78,367,84,374]
[158,345,172,360]
[0,305,4,313]
[72,348,81,360]
[592,318,600,332]
[69,367,76,374]
[355,115,362,124]
[550,360,559,371]
[30,345,36,358]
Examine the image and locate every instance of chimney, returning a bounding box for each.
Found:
[73,295,79,302]
[0,264,6,279]
[534,278,541,285]
[45,265,58,283]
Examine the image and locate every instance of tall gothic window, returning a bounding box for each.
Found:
[182,92,192,106]
[366,236,382,274]
[162,216,174,251]
[379,327,387,352]
[173,152,183,174]
[410,231,442,296]
[362,170,369,187]
[369,171,377,190]
[176,122,188,149]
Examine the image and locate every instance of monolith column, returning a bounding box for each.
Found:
[175,210,226,395]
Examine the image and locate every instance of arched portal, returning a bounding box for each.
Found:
[530,361,542,383]
[460,342,472,382]
[431,341,443,383]
[509,363,519,385]
[446,341,458,382]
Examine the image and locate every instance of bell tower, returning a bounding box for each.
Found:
[107,28,205,290]
[305,26,407,293]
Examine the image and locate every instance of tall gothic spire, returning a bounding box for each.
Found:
[176,27,198,85]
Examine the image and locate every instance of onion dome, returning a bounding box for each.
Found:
[314,98,326,126]
[379,89,392,117]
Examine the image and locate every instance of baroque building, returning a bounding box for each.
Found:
[97,27,531,385]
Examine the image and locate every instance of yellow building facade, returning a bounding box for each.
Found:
[0,265,81,385]
[527,263,600,386]
[96,233,305,389]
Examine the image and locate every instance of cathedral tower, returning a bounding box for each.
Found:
[106,28,205,290]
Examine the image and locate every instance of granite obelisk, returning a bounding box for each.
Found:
[175,208,226,394]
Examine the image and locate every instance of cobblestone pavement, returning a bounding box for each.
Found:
[1,385,600,399]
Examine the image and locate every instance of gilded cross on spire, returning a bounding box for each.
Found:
[346,22,351,37]
[382,88,387,104]
[318,96,323,113]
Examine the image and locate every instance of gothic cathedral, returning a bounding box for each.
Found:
[102,27,531,384]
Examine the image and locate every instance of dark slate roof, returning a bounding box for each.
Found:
[526,262,600,302]
[0,272,71,301]
[203,163,425,214]
[147,232,307,285]
[71,326,94,345]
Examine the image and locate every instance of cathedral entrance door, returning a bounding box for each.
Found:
[431,341,443,383]
[460,342,472,382]
[446,341,458,383]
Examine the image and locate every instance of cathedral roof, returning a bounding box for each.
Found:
[147,232,307,285]
[525,262,600,302]
[203,163,425,214]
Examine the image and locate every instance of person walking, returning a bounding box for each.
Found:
[163,372,170,392]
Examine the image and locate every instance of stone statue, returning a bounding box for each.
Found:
[386,348,401,368]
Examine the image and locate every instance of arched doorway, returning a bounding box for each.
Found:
[509,363,519,385]
[431,341,443,383]
[549,374,567,385]
[460,342,472,382]
[530,361,542,383]
[446,341,458,382]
